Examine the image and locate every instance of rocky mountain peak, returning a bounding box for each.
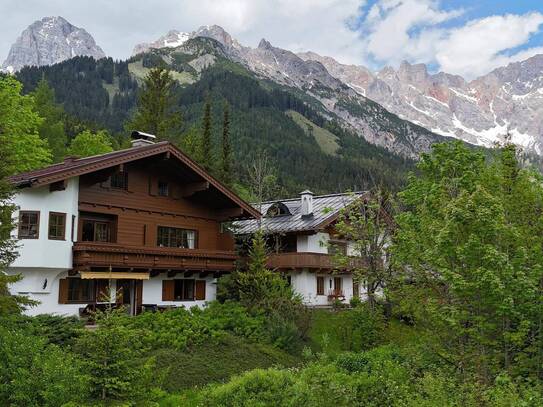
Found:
[258,38,273,50]
[2,16,105,73]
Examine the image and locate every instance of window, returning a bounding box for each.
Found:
[48,212,66,240]
[174,279,195,301]
[333,277,342,294]
[110,171,128,190]
[18,211,40,239]
[67,279,95,303]
[157,226,197,249]
[316,276,324,295]
[82,220,113,242]
[158,181,169,197]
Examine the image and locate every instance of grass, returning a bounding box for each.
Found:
[307,308,349,355]
[128,59,195,84]
[286,110,340,155]
[153,333,302,392]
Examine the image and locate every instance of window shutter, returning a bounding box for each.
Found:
[95,279,110,302]
[195,280,206,300]
[162,280,175,301]
[58,278,69,304]
[148,176,157,196]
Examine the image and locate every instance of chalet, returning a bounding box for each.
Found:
[233,191,367,306]
[7,132,259,316]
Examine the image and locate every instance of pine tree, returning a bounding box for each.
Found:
[127,67,180,140]
[221,102,232,184]
[200,98,213,171]
[32,78,68,162]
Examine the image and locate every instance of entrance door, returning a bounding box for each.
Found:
[115,280,143,315]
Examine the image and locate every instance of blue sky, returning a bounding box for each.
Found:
[1,0,543,79]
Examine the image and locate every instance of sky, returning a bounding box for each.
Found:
[1,0,543,79]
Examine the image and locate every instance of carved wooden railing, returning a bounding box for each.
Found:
[73,242,237,271]
[266,252,365,271]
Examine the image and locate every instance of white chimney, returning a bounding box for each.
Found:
[130,131,156,147]
[300,190,314,218]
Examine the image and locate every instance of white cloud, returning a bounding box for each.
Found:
[357,0,543,79]
[436,13,543,78]
[363,0,462,64]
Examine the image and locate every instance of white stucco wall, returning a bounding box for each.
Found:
[142,274,216,308]
[289,269,355,306]
[296,232,329,254]
[10,178,79,269]
[9,269,85,316]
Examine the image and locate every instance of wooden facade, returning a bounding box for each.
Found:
[73,153,252,273]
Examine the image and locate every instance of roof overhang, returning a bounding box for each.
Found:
[10,142,261,220]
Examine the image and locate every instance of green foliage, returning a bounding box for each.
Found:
[120,301,267,350]
[75,307,159,403]
[393,141,543,381]
[0,327,89,406]
[154,333,300,392]
[0,75,51,174]
[32,78,68,162]
[199,97,214,171]
[221,101,232,184]
[128,66,181,140]
[16,55,413,195]
[67,129,114,157]
[201,368,296,407]
[333,188,396,308]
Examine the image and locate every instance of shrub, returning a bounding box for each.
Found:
[201,368,296,407]
[0,327,89,406]
[337,305,385,351]
[75,307,160,403]
[349,295,362,308]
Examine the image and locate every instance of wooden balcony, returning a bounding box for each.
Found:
[266,252,364,271]
[72,242,237,272]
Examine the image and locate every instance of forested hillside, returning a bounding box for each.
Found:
[16,50,414,195]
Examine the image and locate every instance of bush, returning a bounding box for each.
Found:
[0,327,89,406]
[154,333,300,391]
[337,305,385,351]
[121,301,266,350]
[201,368,296,407]
[349,295,362,308]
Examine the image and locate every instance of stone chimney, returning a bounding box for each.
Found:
[130,131,156,147]
[300,190,314,218]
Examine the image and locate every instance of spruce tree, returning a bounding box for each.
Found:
[221,102,232,184]
[200,98,213,171]
[128,67,180,140]
[32,78,68,162]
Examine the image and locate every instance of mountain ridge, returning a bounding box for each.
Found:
[1,16,105,73]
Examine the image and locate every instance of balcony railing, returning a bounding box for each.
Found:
[73,242,237,271]
[266,252,365,271]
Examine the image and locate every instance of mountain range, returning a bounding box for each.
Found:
[3,17,543,158]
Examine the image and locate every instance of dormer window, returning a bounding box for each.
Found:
[110,171,128,190]
[266,202,291,218]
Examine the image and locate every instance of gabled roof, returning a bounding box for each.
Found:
[233,191,367,235]
[9,141,260,220]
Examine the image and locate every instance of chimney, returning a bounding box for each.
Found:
[130,131,156,147]
[300,190,314,218]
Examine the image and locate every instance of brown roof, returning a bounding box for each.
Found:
[10,141,260,220]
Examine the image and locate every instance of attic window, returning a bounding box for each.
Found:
[110,171,128,190]
[266,202,291,218]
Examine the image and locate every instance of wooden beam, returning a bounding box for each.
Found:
[179,181,209,198]
[217,207,244,219]
[49,180,66,192]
